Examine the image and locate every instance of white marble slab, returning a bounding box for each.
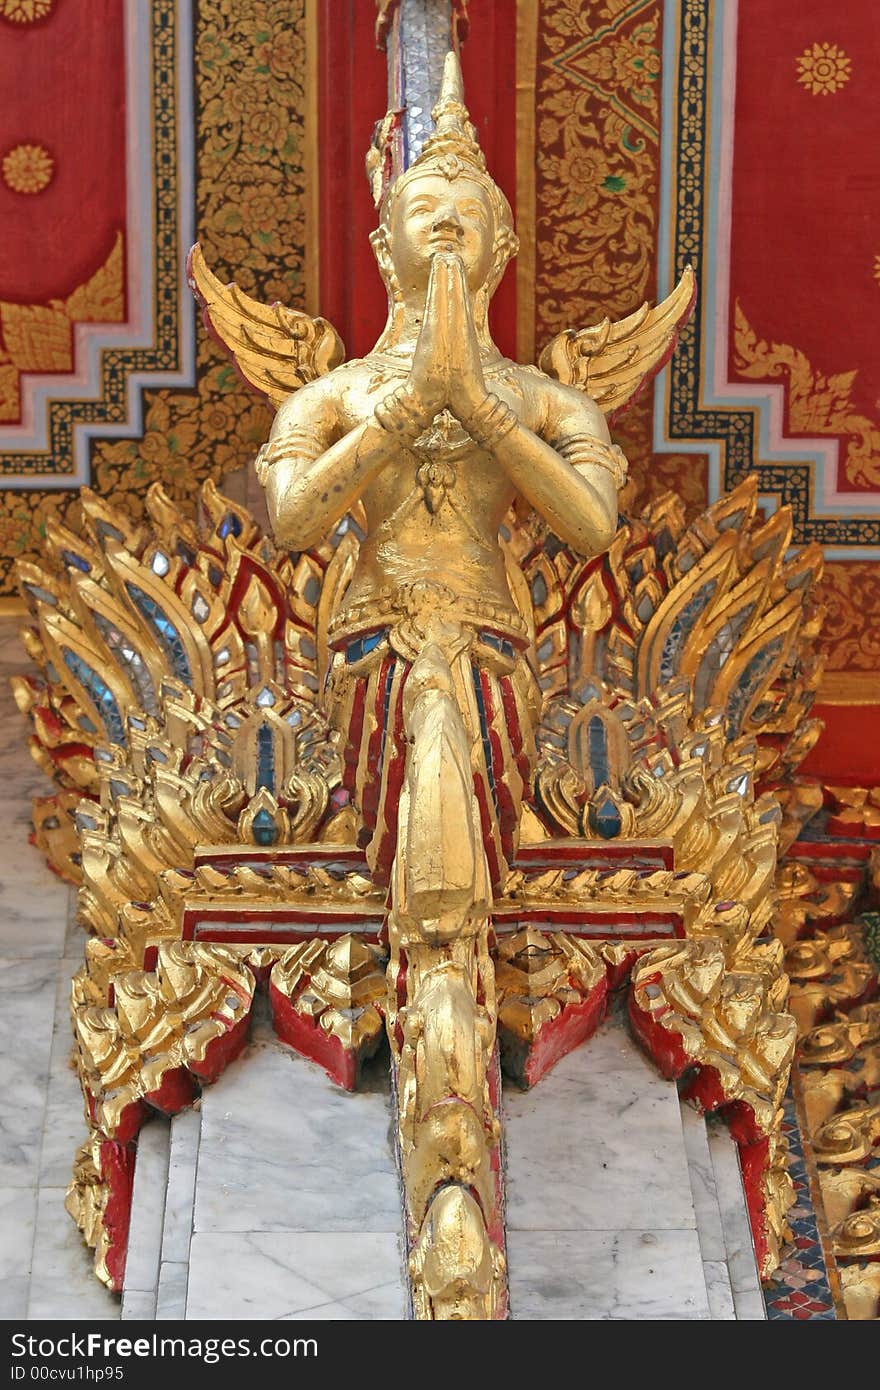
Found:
[0,956,58,1185]
[64,888,90,962]
[507,1229,710,1320]
[194,1038,400,1234]
[27,1187,120,1320]
[504,1014,697,1231]
[124,1119,170,1295]
[680,1100,726,1261]
[706,1117,766,1320]
[38,966,90,1188]
[121,1289,156,1321]
[0,846,67,959]
[186,1232,406,1320]
[161,1106,201,1264]
[703,1260,737,1320]
[156,1261,189,1321]
[0,1185,35,1317]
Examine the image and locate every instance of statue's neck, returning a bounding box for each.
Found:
[373,293,500,360]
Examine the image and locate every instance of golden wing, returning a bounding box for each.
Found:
[538,266,696,423]
[187,244,345,410]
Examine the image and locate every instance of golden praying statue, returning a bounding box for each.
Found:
[188,51,695,1318]
[14,38,818,1322]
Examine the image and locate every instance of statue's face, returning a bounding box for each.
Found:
[388,172,496,295]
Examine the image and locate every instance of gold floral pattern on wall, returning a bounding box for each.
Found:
[533,0,708,517]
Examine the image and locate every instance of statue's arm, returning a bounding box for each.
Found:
[259,376,421,551]
[481,383,623,557]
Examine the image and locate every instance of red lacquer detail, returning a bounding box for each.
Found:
[111,1098,149,1146]
[99,1139,135,1294]
[524,978,608,1087]
[144,1066,197,1117]
[627,991,692,1079]
[738,1136,770,1275]
[501,976,609,1088]
[187,1010,251,1084]
[270,981,379,1090]
[472,771,502,889]
[478,670,519,864]
[498,673,533,794]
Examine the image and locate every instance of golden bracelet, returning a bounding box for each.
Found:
[374,386,426,443]
[464,392,518,450]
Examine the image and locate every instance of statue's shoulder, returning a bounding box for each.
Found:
[486,358,547,389]
[275,356,370,422]
[490,358,597,419]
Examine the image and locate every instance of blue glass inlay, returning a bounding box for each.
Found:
[218,513,243,539]
[256,722,275,793]
[252,808,278,846]
[345,629,385,664]
[62,648,126,744]
[588,715,610,790]
[61,550,91,573]
[588,794,622,839]
[125,582,192,683]
[478,630,515,660]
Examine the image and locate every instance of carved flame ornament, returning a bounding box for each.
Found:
[9,41,841,1319]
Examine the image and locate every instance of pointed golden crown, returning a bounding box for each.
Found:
[368,50,488,208]
[411,50,487,178]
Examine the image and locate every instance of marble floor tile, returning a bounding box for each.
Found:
[0,1277,29,1319]
[0,956,58,1185]
[507,1229,710,1320]
[504,1015,697,1231]
[680,1101,726,1262]
[38,965,89,1188]
[121,1289,156,1321]
[156,1261,189,1321]
[161,1107,201,1265]
[124,1119,170,1295]
[0,1185,36,1316]
[27,1187,120,1320]
[194,1039,400,1234]
[64,889,90,962]
[706,1118,765,1320]
[0,840,67,959]
[186,1232,406,1320]
[703,1260,736,1320]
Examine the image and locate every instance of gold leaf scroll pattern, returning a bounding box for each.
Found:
[733,301,880,490]
[532,1,708,520]
[534,0,660,340]
[0,233,124,424]
[0,0,307,593]
[815,562,880,673]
